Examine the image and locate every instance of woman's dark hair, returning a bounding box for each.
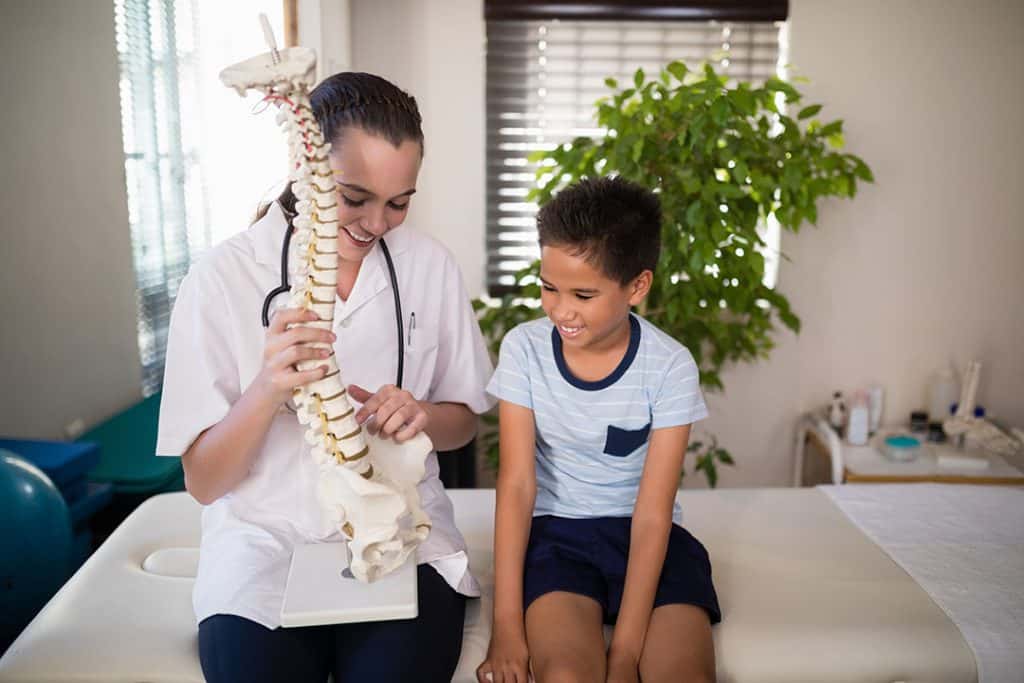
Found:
[537,176,662,285]
[255,72,423,222]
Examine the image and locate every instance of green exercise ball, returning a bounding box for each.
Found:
[0,449,72,648]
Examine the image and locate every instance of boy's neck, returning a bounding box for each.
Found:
[560,314,633,383]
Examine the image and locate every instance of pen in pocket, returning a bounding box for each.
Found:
[408,312,416,347]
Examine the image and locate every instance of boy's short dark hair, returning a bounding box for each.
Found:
[536,176,661,284]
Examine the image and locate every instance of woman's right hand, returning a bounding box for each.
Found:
[477,621,530,683]
[252,308,336,408]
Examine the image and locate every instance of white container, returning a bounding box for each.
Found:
[846,392,870,446]
[867,384,884,435]
[928,367,960,422]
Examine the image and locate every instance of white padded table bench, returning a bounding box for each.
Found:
[0,488,975,682]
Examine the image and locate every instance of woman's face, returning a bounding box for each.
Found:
[329,127,422,265]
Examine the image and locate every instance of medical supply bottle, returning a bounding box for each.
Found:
[828,391,846,432]
[846,392,870,446]
[928,366,959,422]
[867,384,884,435]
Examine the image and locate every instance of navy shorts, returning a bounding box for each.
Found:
[523,515,721,625]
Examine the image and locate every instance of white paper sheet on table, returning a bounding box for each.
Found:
[821,483,1024,683]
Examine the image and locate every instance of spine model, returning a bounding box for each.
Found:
[220,23,431,582]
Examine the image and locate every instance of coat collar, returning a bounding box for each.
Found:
[249,201,410,322]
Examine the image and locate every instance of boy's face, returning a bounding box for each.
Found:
[539,244,651,351]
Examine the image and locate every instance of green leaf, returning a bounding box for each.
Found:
[685,200,702,228]
[667,60,688,82]
[631,138,644,162]
[779,309,801,332]
[711,97,729,124]
[605,77,618,89]
[797,104,822,120]
[850,155,874,182]
[688,248,704,272]
[819,120,843,138]
[682,173,702,196]
[633,68,644,89]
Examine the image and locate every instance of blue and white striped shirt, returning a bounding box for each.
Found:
[486,314,708,523]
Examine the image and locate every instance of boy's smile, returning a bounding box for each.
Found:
[539,244,651,356]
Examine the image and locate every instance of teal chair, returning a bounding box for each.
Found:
[79,392,184,495]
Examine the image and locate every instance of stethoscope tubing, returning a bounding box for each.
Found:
[261,210,405,390]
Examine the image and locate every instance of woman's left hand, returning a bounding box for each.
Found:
[348,384,428,443]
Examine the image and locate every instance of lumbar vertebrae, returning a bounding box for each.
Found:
[219,19,431,582]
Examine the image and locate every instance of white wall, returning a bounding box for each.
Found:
[700,0,1024,487]
[349,0,1024,487]
[350,0,488,296]
[0,1,142,439]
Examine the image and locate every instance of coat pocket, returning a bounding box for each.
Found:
[603,422,652,457]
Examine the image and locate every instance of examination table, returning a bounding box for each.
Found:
[2,486,1007,682]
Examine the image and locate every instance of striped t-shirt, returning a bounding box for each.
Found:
[486,313,708,523]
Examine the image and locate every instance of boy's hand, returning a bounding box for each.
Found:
[606,649,639,683]
[476,621,530,683]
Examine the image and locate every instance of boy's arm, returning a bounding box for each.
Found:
[492,399,537,628]
[609,423,692,667]
[478,399,537,682]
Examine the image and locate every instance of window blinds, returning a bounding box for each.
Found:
[114,0,207,396]
[485,16,783,294]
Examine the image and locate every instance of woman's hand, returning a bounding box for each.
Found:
[252,308,335,408]
[476,621,530,683]
[348,384,428,443]
[606,649,640,683]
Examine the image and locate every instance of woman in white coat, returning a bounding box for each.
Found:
[156,72,494,682]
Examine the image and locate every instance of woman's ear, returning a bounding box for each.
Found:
[628,270,653,306]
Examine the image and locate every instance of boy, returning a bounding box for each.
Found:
[478,177,719,683]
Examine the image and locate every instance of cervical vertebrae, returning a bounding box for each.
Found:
[220,46,431,582]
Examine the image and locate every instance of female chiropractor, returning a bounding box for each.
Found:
[155,72,494,683]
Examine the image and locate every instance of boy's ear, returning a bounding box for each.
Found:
[627,270,653,306]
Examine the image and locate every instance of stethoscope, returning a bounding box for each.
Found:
[261,205,405,390]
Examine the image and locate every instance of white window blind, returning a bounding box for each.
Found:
[485,18,784,294]
[114,0,287,395]
[115,0,204,395]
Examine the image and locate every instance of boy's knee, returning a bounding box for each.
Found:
[533,659,601,683]
[640,657,715,683]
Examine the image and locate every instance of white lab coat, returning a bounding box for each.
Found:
[156,203,495,628]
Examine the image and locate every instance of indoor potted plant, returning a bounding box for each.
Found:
[475,60,874,486]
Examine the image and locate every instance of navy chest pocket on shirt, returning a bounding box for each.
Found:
[603,422,652,457]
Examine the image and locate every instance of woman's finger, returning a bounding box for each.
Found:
[378,405,414,438]
[280,325,335,348]
[275,344,331,370]
[354,385,397,424]
[393,411,427,443]
[347,384,375,403]
[372,393,410,430]
[264,319,332,361]
[269,307,317,334]
[288,365,328,389]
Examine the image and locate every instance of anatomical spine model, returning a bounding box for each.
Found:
[219,26,431,582]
